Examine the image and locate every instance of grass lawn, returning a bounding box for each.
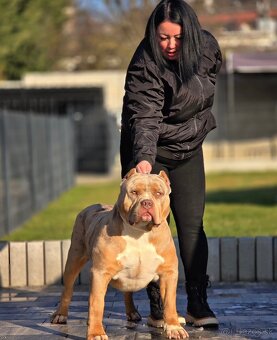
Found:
[1,171,277,241]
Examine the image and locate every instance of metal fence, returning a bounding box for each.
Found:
[0,110,75,237]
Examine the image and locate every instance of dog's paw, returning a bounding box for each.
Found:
[50,313,67,324]
[87,335,108,340]
[164,324,189,339]
[126,310,142,322]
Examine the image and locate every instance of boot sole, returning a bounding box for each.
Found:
[185,313,219,327]
[147,315,186,328]
[147,316,164,328]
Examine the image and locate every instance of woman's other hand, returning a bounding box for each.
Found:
[136,160,152,174]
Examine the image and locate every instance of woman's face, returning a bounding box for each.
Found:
[157,20,182,61]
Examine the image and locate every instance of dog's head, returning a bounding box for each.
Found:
[117,168,171,230]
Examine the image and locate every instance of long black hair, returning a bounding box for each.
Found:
[145,0,203,82]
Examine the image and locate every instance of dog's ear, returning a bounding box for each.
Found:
[121,168,137,185]
[158,170,171,188]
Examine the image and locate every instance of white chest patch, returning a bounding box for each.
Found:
[112,225,164,292]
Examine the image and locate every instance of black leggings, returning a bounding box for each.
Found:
[121,147,208,282]
[152,148,208,282]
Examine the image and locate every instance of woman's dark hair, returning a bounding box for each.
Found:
[145,0,203,81]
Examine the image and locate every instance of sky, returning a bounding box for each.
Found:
[77,0,155,13]
[78,0,107,13]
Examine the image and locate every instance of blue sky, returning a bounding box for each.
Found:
[77,0,107,13]
[77,0,153,13]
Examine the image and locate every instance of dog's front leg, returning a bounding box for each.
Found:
[160,272,189,339]
[87,269,111,340]
[51,246,88,324]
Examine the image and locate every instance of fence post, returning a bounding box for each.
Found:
[220,237,238,281]
[238,237,255,281]
[256,237,273,281]
[46,116,55,201]
[0,241,10,287]
[10,242,27,287]
[66,117,75,189]
[0,111,6,234]
[0,110,11,234]
[27,241,44,286]
[27,112,36,212]
[44,241,62,285]
[207,238,220,282]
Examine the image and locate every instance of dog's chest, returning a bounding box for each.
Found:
[112,231,164,291]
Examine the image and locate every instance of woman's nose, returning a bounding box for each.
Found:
[168,38,176,49]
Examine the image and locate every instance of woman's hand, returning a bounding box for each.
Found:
[136,160,152,174]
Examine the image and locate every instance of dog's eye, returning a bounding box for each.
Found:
[130,190,137,196]
[155,191,163,197]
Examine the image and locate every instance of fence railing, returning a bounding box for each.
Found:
[0,110,75,237]
[203,137,277,161]
[0,237,276,288]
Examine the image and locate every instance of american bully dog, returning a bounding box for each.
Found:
[51,168,188,339]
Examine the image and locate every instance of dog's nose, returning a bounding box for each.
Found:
[141,199,153,209]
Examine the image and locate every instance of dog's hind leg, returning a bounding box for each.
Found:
[124,292,142,322]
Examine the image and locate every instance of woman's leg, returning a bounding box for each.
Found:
[168,148,207,282]
[169,148,218,327]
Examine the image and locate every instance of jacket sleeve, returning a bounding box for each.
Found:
[202,30,223,84]
[123,59,164,165]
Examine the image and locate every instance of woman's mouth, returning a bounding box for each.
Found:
[166,51,177,59]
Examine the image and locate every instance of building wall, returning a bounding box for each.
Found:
[23,70,126,119]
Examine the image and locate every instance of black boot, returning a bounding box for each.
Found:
[146,281,164,328]
[185,275,219,328]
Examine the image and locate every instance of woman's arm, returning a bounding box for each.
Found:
[202,30,223,83]
[123,59,165,167]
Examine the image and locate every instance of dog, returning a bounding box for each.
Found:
[51,168,188,339]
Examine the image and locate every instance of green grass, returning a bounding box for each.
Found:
[1,171,277,241]
[204,171,277,237]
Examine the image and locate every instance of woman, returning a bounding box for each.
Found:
[120,0,222,328]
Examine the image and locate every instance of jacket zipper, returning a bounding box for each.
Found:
[195,75,205,111]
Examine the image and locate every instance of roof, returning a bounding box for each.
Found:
[228,51,277,73]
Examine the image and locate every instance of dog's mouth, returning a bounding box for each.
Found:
[128,205,161,227]
[141,211,153,222]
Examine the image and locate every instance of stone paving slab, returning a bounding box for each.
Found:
[0,282,276,340]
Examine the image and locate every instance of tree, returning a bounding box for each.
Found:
[0,0,71,79]
[70,0,157,70]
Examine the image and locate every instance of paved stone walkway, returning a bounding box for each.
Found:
[0,282,276,339]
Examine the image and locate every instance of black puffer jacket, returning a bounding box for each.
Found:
[121,30,222,166]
